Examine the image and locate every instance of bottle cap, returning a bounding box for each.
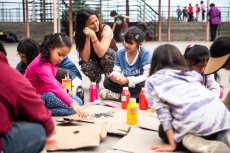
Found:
[142,87,145,91]
[91,82,96,85]
[123,87,129,91]
[130,98,136,102]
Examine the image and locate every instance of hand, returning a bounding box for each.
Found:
[47,128,56,139]
[115,76,128,85]
[221,98,224,102]
[108,73,118,82]
[70,102,87,118]
[150,144,176,152]
[66,87,72,97]
[131,18,136,20]
[83,27,95,38]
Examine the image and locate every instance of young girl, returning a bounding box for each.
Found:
[25,33,87,117]
[99,23,152,101]
[145,44,230,152]
[16,38,82,92]
[184,44,222,98]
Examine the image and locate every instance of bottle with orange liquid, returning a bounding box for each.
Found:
[62,70,72,90]
[121,87,130,109]
[139,88,148,110]
[127,98,138,125]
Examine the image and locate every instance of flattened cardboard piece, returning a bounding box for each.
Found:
[45,122,107,151]
[112,128,188,153]
[138,116,160,131]
[150,112,158,118]
[102,101,121,108]
[104,150,129,153]
[60,106,152,136]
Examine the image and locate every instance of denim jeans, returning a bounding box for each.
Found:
[1,121,46,153]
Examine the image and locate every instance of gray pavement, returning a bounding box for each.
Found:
[4,41,230,153]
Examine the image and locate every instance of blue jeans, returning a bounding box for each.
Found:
[41,92,82,116]
[1,121,46,153]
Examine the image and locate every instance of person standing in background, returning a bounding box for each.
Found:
[201,1,206,21]
[196,4,201,22]
[176,5,182,21]
[182,7,188,21]
[207,3,221,41]
[188,3,194,22]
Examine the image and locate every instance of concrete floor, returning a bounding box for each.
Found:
[4,41,230,153]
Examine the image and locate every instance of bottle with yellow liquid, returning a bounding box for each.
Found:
[127,98,138,125]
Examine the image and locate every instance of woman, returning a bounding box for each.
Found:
[207,3,221,41]
[75,8,118,88]
[204,36,230,110]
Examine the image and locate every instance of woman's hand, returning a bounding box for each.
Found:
[150,144,176,152]
[83,27,95,38]
[70,102,87,118]
[116,77,129,85]
[108,73,118,82]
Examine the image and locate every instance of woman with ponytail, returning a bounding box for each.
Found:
[24,33,87,117]
[99,23,152,101]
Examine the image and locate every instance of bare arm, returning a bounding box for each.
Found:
[90,25,113,58]
[112,22,117,32]
[80,36,91,62]
[124,16,135,20]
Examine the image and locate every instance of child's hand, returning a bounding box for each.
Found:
[150,144,176,152]
[70,102,87,118]
[66,87,72,97]
[116,77,129,85]
[108,73,118,82]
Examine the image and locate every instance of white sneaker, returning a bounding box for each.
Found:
[183,134,230,153]
[99,89,120,101]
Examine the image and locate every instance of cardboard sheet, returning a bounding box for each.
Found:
[104,150,129,153]
[138,116,160,131]
[112,128,188,153]
[58,105,152,136]
[45,122,107,151]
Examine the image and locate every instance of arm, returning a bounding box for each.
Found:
[224,92,230,111]
[124,16,135,20]
[80,36,91,62]
[112,22,117,32]
[89,25,113,58]
[207,8,212,16]
[206,74,220,97]
[15,61,22,73]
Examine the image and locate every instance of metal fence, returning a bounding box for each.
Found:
[0,1,229,22]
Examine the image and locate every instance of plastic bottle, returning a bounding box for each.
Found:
[121,87,130,109]
[127,98,138,125]
[62,70,72,90]
[76,85,84,105]
[139,88,148,110]
[89,82,98,102]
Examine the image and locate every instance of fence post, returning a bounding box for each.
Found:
[26,0,30,37]
[53,0,57,33]
[69,0,73,42]
[167,0,170,41]
[158,0,161,41]
[43,0,46,22]
[206,0,210,41]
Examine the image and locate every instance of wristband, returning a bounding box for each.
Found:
[91,38,98,44]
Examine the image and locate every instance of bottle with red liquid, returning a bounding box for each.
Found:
[89,82,98,102]
[139,88,148,110]
[121,87,130,109]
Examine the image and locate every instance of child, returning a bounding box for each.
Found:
[16,38,82,92]
[184,44,222,98]
[196,4,201,22]
[145,44,230,152]
[99,23,152,101]
[25,33,87,117]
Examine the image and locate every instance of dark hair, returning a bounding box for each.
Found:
[124,22,147,47]
[189,3,191,6]
[75,8,103,57]
[184,7,187,8]
[210,3,215,7]
[149,44,190,76]
[201,1,204,4]
[0,41,6,55]
[196,4,198,6]
[40,33,71,65]
[17,38,40,74]
[110,10,117,17]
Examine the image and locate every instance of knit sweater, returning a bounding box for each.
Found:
[145,68,230,142]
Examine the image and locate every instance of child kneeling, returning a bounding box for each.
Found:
[145,44,230,152]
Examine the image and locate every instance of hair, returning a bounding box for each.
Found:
[17,38,40,74]
[124,22,147,48]
[184,7,187,8]
[184,44,220,85]
[189,3,191,6]
[149,44,190,76]
[201,1,204,4]
[110,10,117,17]
[40,33,71,65]
[75,8,103,57]
[210,3,215,7]
[0,41,6,55]
[178,5,180,7]
[196,4,198,6]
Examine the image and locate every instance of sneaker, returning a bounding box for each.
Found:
[216,129,230,146]
[182,134,230,153]
[99,89,120,101]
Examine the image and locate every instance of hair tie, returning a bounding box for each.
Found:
[188,43,198,48]
[135,35,139,39]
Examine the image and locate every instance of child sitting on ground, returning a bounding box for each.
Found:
[25,33,87,117]
[184,44,223,99]
[145,44,230,152]
[99,22,152,101]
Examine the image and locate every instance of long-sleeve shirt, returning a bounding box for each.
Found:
[25,54,74,106]
[201,3,206,11]
[0,52,54,151]
[145,68,230,142]
[202,74,220,97]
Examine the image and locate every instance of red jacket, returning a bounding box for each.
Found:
[188,6,193,13]
[0,52,54,151]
